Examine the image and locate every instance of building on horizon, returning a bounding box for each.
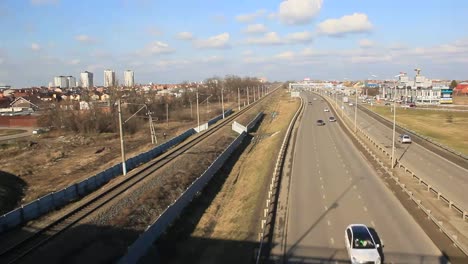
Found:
[124,70,134,87]
[67,76,76,88]
[54,76,68,88]
[104,69,116,87]
[80,71,94,89]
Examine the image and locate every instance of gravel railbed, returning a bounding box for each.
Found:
[20,128,237,263]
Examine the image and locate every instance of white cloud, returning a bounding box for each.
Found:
[286,31,314,43]
[147,26,163,36]
[75,35,96,43]
[31,43,41,51]
[244,24,268,34]
[349,55,392,64]
[195,33,230,49]
[246,32,284,45]
[31,0,59,5]
[176,31,194,40]
[275,51,295,60]
[236,9,266,23]
[69,59,80,65]
[242,50,254,56]
[279,0,323,25]
[359,39,374,48]
[143,41,175,54]
[200,56,224,63]
[317,13,373,36]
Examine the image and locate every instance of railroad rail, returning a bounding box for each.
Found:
[0,85,280,263]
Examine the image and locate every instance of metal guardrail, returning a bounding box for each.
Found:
[358,105,468,162]
[317,92,468,257]
[256,96,304,263]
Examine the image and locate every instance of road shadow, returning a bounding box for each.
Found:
[142,133,256,264]
[283,180,361,261]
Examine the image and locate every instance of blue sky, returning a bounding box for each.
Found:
[1,0,468,87]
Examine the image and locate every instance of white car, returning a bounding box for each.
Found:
[345,224,381,264]
[324,108,330,112]
[349,102,354,106]
[399,134,412,144]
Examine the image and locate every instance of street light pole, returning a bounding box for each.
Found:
[117,99,127,175]
[247,87,250,105]
[190,100,193,119]
[354,86,358,133]
[391,80,397,168]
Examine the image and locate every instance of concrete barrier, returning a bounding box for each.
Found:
[119,131,247,263]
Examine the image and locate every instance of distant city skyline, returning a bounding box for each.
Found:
[1,0,468,87]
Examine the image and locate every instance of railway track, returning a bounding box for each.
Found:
[0,85,280,263]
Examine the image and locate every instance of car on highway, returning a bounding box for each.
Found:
[308,101,312,105]
[316,119,325,126]
[324,108,330,112]
[328,116,336,122]
[398,134,412,144]
[384,102,391,106]
[345,224,381,264]
[409,103,416,107]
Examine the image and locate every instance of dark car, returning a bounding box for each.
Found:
[409,103,416,107]
[328,116,336,122]
[316,120,325,126]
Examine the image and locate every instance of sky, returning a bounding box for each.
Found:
[1,0,468,87]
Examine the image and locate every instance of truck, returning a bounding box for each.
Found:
[343,96,349,103]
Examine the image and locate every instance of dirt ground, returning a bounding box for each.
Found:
[0,104,232,215]
[151,88,300,264]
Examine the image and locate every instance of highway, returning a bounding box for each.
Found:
[333,94,468,210]
[282,94,444,263]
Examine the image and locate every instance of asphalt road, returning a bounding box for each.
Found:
[283,94,444,263]
[334,95,468,210]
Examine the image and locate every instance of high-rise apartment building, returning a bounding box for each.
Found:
[67,76,76,88]
[54,76,68,88]
[80,71,94,89]
[124,70,134,87]
[104,69,116,87]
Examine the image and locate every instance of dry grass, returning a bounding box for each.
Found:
[161,87,300,263]
[0,129,26,136]
[368,106,468,155]
[453,95,468,105]
[0,107,229,212]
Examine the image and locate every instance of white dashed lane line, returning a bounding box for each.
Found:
[330,237,335,245]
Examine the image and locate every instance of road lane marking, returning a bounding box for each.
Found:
[363,206,368,212]
[330,237,335,245]
[320,177,323,181]
[358,195,361,199]
[353,185,357,189]
[371,221,375,227]
[322,194,326,199]
[325,205,328,211]
[346,170,349,174]
[327,220,331,226]
[321,185,324,189]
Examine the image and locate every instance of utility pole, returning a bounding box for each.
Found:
[221,88,225,119]
[190,100,193,119]
[238,87,241,111]
[166,103,169,128]
[117,99,127,175]
[247,87,250,105]
[196,91,200,131]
